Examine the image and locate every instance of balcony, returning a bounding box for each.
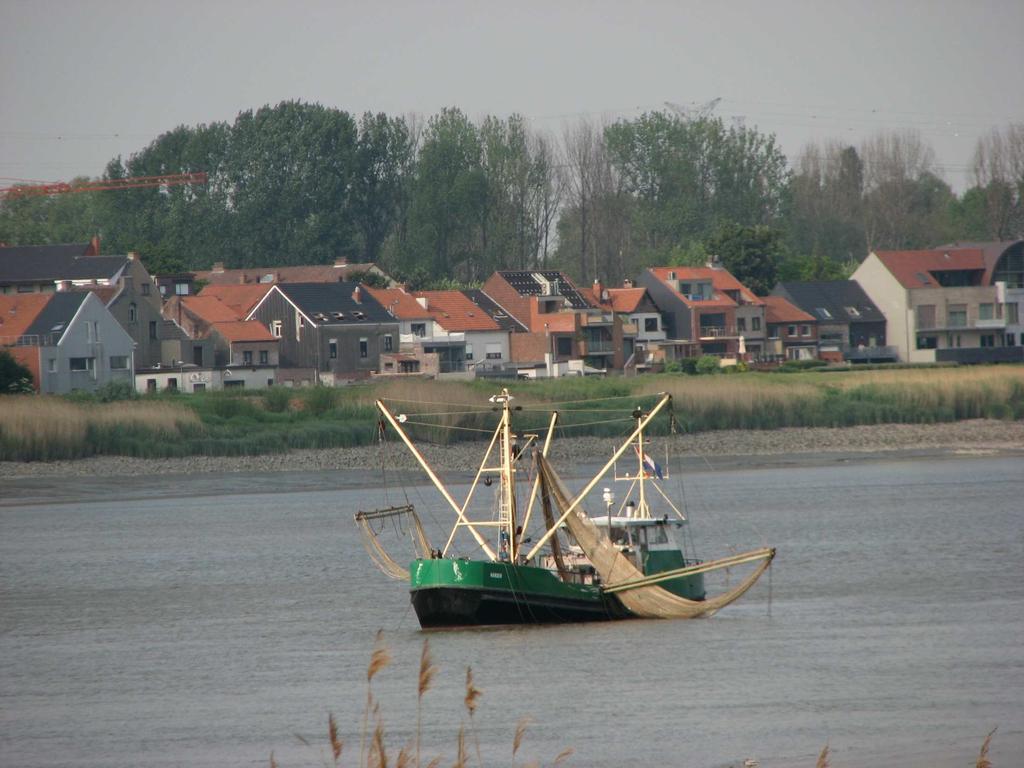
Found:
[975,317,1007,329]
[399,331,466,345]
[580,338,615,355]
[581,312,615,327]
[699,326,737,339]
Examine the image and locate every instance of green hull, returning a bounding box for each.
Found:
[409,557,703,628]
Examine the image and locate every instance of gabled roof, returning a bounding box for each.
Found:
[872,249,986,289]
[417,290,501,332]
[0,244,128,283]
[23,291,89,342]
[0,294,52,340]
[606,287,648,313]
[774,281,885,324]
[269,282,393,324]
[463,289,528,332]
[364,287,433,320]
[211,320,277,343]
[762,295,815,324]
[648,266,763,307]
[936,240,1024,285]
[495,270,595,309]
[197,284,273,317]
[180,295,244,323]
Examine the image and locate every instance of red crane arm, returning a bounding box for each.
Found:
[0,172,208,199]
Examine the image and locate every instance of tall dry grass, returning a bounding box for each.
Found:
[0,395,200,461]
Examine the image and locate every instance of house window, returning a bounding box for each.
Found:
[193,383,206,392]
[1006,303,1019,324]
[485,343,502,359]
[787,324,797,337]
[167,378,178,391]
[1007,333,1016,347]
[411,323,426,337]
[175,282,188,296]
[159,285,167,296]
[979,303,994,321]
[465,343,473,360]
[845,306,861,318]
[69,357,94,372]
[329,339,338,359]
[147,378,157,393]
[917,305,936,329]
[667,271,676,280]
[768,326,779,340]
[193,345,204,366]
[259,350,268,364]
[644,317,658,332]
[556,336,572,356]
[243,350,253,365]
[296,315,304,341]
[141,283,150,296]
[129,302,137,323]
[800,325,810,337]
[737,317,746,332]
[916,336,937,350]
[17,284,34,293]
[947,305,967,327]
[149,320,157,340]
[383,335,393,352]
[270,320,282,338]
[752,317,761,331]
[110,355,129,370]
[48,358,57,373]
[815,307,832,319]
[359,338,368,358]
[224,380,244,388]
[980,334,995,347]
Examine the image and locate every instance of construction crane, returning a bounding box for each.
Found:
[0,172,208,200]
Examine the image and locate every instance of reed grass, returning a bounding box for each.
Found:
[3,366,1020,461]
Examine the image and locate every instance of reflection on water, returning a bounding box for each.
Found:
[1,457,1022,768]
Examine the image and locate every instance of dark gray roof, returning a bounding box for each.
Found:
[772,281,885,324]
[496,270,592,309]
[275,282,394,324]
[463,289,528,332]
[24,291,89,342]
[0,244,127,283]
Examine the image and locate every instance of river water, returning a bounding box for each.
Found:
[1,456,1022,768]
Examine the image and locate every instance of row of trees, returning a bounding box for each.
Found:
[2,101,1022,293]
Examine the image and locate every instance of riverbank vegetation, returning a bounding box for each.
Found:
[1,366,1021,462]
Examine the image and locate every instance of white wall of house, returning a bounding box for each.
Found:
[852,254,917,361]
[38,293,136,394]
[630,312,666,343]
[463,330,510,369]
[135,366,275,393]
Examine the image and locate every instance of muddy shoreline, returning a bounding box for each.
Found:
[2,419,1022,480]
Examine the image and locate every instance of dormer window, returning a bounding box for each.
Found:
[845,306,860,318]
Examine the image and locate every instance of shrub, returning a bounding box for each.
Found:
[695,355,720,375]
[94,381,137,402]
[263,386,292,413]
[304,385,340,416]
[0,350,34,394]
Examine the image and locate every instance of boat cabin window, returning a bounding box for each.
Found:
[608,527,630,546]
[646,525,669,545]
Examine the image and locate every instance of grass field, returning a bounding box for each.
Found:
[1,365,1022,461]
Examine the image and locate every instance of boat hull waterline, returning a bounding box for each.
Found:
[409,558,704,627]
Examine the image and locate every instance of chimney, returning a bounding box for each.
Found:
[88,235,101,255]
[592,278,603,297]
[623,278,634,288]
[707,254,723,270]
[212,262,225,274]
[352,286,361,304]
[416,296,428,310]
[57,280,72,292]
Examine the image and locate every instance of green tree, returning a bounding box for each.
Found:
[705,222,786,295]
[0,350,34,394]
[351,112,414,262]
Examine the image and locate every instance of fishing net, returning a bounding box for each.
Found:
[355,505,432,581]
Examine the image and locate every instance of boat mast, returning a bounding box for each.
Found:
[633,407,649,519]
[493,389,518,562]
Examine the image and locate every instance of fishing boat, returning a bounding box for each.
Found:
[356,389,774,628]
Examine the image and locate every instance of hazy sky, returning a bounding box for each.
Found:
[2,0,1023,192]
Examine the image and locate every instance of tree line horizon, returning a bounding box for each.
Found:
[1,101,1021,296]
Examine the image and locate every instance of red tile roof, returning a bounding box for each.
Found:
[873,249,986,288]
[0,294,52,341]
[762,295,815,324]
[606,287,647,313]
[197,284,273,317]
[416,290,501,332]
[195,263,386,285]
[364,287,432,320]
[181,295,244,323]
[211,320,277,343]
[650,266,765,307]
